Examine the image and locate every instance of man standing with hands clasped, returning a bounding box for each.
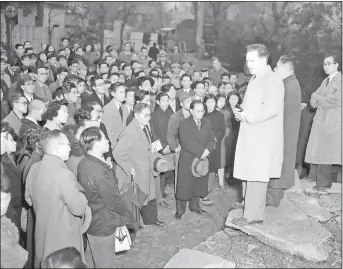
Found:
[231,44,285,226]
[175,100,216,220]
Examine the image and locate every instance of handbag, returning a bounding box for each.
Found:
[120,176,148,209]
[114,226,132,253]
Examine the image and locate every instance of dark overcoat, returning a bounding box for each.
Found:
[269,74,301,189]
[150,105,173,151]
[204,109,225,171]
[176,116,215,200]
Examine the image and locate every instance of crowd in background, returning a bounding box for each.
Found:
[0,36,341,268]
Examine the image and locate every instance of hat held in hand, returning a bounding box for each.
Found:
[191,157,209,177]
[152,156,169,177]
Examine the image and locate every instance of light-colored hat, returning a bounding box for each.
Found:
[191,157,209,178]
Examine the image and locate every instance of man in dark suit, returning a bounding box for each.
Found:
[17,74,41,103]
[3,93,27,135]
[175,100,216,220]
[81,76,111,107]
[176,74,195,99]
[5,57,20,84]
[33,65,53,102]
[118,42,132,64]
[18,99,46,138]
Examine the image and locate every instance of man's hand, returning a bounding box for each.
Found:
[200,149,210,159]
[234,110,247,122]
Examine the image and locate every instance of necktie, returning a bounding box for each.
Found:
[326,77,330,87]
[196,120,201,130]
[143,126,151,143]
[100,95,104,105]
[119,106,123,121]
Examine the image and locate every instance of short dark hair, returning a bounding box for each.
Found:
[109,82,126,94]
[141,46,147,51]
[246,43,270,60]
[41,247,86,269]
[104,55,113,61]
[47,53,57,60]
[190,100,204,110]
[24,47,34,54]
[221,72,230,79]
[324,54,339,64]
[56,67,69,75]
[84,44,94,52]
[34,64,49,74]
[15,43,24,49]
[21,54,30,61]
[90,75,103,89]
[227,91,242,105]
[69,59,79,66]
[61,37,69,42]
[156,91,169,102]
[160,83,174,93]
[203,93,216,105]
[279,54,297,69]
[181,73,192,81]
[215,93,227,102]
[53,87,64,100]
[8,57,21,67]
[126,86,137,95]
[79,126,102,152]
[135,90,150,103]
[192,80,205,90]
[97,60,108,68]
[24,41,31,45]
[42,102,65,121]
[148,60,156,68]
[134,102,149,114]
[10,93,25,108]
[75,103,98,125]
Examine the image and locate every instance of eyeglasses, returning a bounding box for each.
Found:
[38,72,49,76]
[95,82,106,87]
[194,110,205,114]
[323,62,336,66]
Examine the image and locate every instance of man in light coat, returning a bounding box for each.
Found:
[25,130,90,267]
[231,44,285,225]
[266,55,301,207]
[305,54,342,190]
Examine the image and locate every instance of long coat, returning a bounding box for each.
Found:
[269,74,301,189]
[234,66,285,182]
[305,72,342,165]
[25,154,88,268]
[113,119,155,203]
[176,116,216,200]
[204,109,225,171]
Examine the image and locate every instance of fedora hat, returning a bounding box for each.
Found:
[191,157,209,178]
[152,155,169,177]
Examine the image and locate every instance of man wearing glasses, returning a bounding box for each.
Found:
[175,100,216,220]
[305,54,342,191]
[34,65,53,102]
[2,93,28,135]
[81,76,110,107]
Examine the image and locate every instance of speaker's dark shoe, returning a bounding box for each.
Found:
[175,212,183,220]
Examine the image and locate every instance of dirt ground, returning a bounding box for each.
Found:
[115,180,241,268]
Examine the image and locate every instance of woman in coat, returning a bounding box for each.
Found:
[203,94,225,193]
[78,126,138,268]
[113,103,165,226]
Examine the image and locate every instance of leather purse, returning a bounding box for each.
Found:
[114,226,132,253]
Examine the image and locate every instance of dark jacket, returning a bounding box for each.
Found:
[18,118,41,139]
[77,154,133,236]
[176,116,216,200]
[167,109,186,151]
[150,105,174,152]
[81,92,110,108]
[204,109,226,171]
[4,67,19,84]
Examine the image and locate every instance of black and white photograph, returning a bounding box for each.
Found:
[0,1,342,268]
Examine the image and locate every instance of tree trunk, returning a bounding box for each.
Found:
[36,2,45,26]
[119,20,126,52]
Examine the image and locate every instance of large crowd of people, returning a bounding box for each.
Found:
[0,36,341,268]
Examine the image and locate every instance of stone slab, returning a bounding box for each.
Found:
[164,248,235,268]
[301,180,342,195]
[286,192,332,222]
[225,193,332,262]
[318,194,342,213]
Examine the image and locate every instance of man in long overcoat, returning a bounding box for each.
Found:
[266,55,301,206]
[305,54,342,190]
[175,100,216,220]
[25,130,89,268]
[232,44,284,225]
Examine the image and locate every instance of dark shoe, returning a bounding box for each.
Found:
[155,220,166,226]
[162,193,168,198]
[139,225,144,230]
[175,212,183,220]
[190,209,207,215]
[232,202,244,209]
[231,217,263,226]
[313,186,330,191]
[200,197,213,205]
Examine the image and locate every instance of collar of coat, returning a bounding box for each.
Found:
[42,154,68,168]
[84,154,112,170]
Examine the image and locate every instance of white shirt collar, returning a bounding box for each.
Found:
[23,93,33,102]
[26,115,37,124]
